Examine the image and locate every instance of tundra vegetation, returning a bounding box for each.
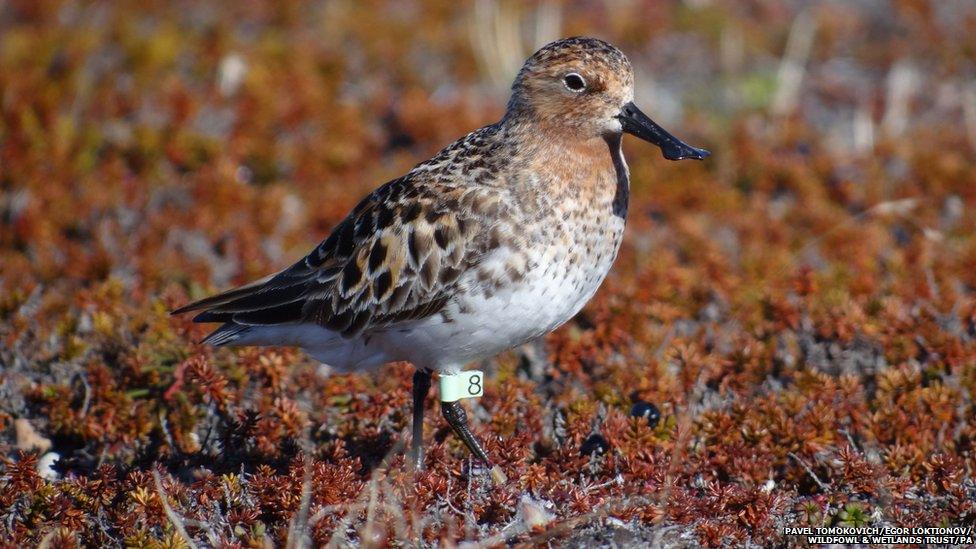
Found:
[1,1,974,546]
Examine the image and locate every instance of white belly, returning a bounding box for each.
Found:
[373,218,625,371]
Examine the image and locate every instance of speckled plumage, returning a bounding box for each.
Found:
[174,37,706,376]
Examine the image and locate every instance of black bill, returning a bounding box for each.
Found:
[617,102,710,161]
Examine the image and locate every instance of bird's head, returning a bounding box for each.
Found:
[508,37,709,161]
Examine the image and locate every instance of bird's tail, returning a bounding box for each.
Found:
[200,322,250,346]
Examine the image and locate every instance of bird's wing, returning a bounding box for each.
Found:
[172,175,508,338]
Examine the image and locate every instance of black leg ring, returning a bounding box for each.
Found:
[440,400,491,464]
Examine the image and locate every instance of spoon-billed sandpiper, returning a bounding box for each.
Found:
[173,37,709,472]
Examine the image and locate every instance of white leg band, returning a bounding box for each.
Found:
[439,371,484,402]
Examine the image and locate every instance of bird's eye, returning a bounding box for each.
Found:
[563,73,586,92]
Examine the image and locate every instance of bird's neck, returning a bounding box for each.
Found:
[501,115,608,165]
[497,116,627,207]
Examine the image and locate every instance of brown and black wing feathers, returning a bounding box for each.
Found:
[172,175,494,339]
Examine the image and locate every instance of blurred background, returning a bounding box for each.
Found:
[3,0,974,293]
[1,1,975,546]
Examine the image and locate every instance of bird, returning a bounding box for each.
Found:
[172,36,709,474]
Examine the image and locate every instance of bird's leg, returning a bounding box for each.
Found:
[440,400,491,464]
[410,369,432,470]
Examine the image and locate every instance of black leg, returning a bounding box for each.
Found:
[440,400,491,464]
[410,369,432,469]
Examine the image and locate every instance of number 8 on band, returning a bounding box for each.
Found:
[467,373,482,396]
[439,370,484,402]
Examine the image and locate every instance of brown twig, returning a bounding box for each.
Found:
[152,470,199,549]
